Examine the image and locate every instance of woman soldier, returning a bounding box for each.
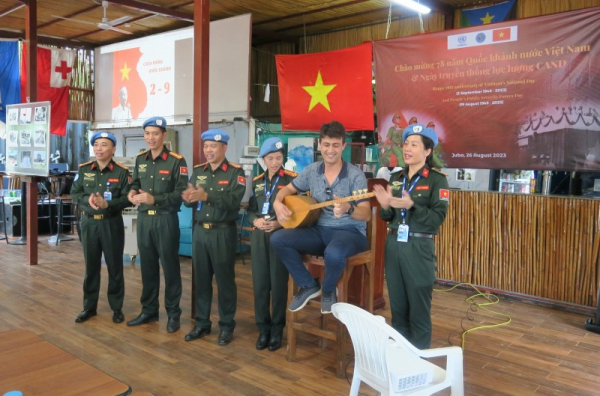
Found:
[247,137,297,351]
[373,124,450,349]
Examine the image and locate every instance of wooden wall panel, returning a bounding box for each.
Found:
[436,191,600,307]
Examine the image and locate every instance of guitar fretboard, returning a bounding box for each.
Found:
[309,190,374,210]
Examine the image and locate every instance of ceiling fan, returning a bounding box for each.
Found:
[52,1,133,35]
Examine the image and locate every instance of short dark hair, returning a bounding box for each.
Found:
[319,121,345,141]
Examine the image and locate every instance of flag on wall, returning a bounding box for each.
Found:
[276,43,374,131]
[21,45,76,136]
[112,47,147,120]
[0,41,21,133]
[460,0,516,27]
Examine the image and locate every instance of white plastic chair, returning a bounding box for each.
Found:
[332,303,464,396]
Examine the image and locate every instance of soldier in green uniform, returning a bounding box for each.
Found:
[182,129,246,346]
[373,123,450,349]
[71,131,131,324]
[247,137,297,352]
[126,116,188,334]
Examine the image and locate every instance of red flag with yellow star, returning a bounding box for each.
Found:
[276,43,374,131]
[112,47,147,119]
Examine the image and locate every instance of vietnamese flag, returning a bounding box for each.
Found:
[113,47,147,119]
[493,28,512,42]
[276,43,374,131]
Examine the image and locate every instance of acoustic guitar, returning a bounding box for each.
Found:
[279,190,375,229]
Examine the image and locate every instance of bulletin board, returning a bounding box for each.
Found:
[4,101,51,177]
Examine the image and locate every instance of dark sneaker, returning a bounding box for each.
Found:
[321,290,337,314]
[289,282,321,312]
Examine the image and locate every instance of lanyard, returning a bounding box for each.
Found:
[264,174,281,201]
[401,174,421,222]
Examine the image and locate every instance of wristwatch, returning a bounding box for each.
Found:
[347,203,355,216]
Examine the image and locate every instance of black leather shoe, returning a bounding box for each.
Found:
[256,333,269,350]
[75,309,97,323]
[167,318,180,333]
[112,310,125,324]
[185,326,211,341]
[268,334,282,352]
[126,312,159,327]
[218,330,234,346]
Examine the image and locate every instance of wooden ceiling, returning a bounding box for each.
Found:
[0,0,486,49]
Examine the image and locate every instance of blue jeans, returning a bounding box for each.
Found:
[270,225,367,293]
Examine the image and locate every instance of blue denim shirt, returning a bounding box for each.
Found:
[292,160,368,235]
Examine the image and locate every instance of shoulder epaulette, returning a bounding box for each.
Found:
[78,161,93,167]
[136,150,148,157]
[229,162,242,169]
[253,173,264,182]
[194,162,207,169]
[169,151,183,159]
[284,169,298,177]
[115,162,129,170]
[431,168,448,176]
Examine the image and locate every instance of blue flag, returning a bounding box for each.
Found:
[461,0,516,27]
[0,41,21,126]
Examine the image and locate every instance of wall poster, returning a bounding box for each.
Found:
[4,101,51,177]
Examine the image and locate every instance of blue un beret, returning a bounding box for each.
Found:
[201,129,229,144]
[402,123,438,148]
[142,116,167,130]
[259,137,284,157]
[91,131,117,146]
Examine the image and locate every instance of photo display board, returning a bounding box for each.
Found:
[5,101,51,177]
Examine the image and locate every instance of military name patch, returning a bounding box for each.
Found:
[218,180,230,185]
[415,186,429,191]
[159,170,170,175]
[108,178,119,183]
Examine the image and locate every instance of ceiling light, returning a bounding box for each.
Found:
[391,0,431,14]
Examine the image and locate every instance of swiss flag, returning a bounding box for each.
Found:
[493,28,511,42]
[21,45,75,136]
[276,43,374,131]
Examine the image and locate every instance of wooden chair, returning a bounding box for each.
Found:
[286,203,378,378]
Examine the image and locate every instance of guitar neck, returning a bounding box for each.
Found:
[309,192,375,210]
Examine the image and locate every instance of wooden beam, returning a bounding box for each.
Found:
[38,4,98,29]
[25,0,38,266]
[276,6,391,32]
[0,4,25,18]
[253,0,371,26]
[193,0,209,166]
[108,0,194,22]
[0,30,95,49]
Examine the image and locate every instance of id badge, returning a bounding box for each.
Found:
[397,224,409,242]
[261,202,270,215]
[103,191,112,201]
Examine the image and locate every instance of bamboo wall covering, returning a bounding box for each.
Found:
[435,191,600,307]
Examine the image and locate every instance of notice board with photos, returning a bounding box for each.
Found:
[4,101,51,177]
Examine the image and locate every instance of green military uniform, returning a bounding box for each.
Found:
[70,159,131,312]
[247,167,296,338]
[380,165,449,349]
[130,148,188,320]
[188,159,246,331]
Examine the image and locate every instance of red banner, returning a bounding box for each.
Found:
[276,43,374,132]
[374,7,600,171]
